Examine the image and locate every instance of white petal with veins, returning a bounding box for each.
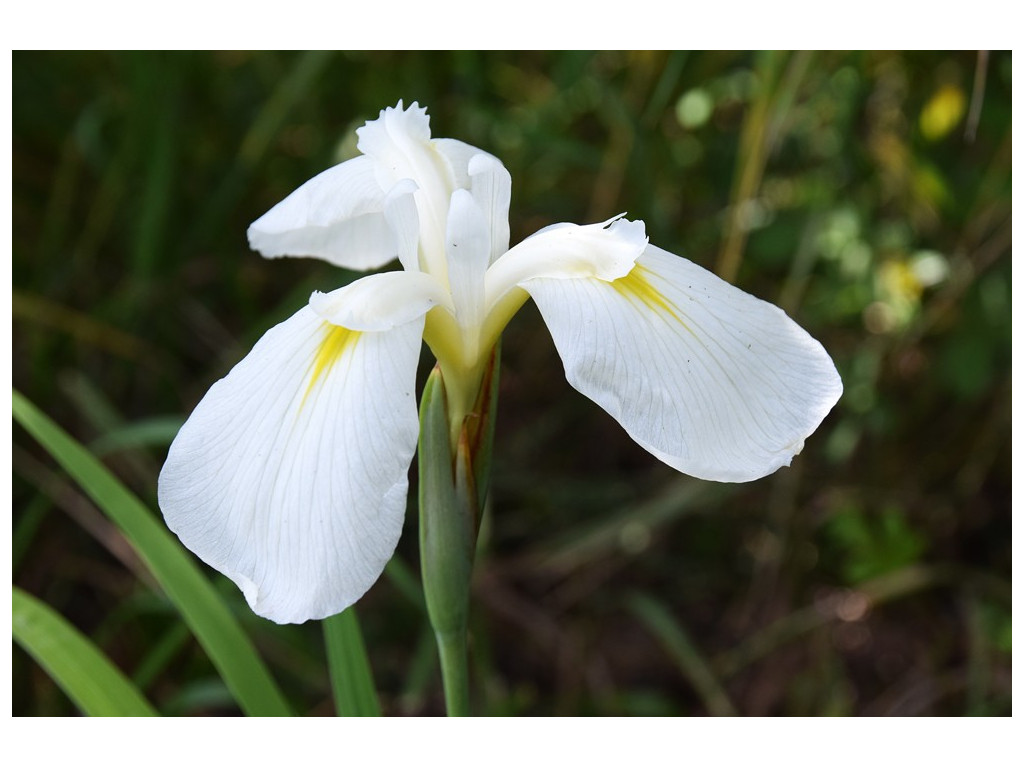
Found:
[445,189,491,329]
[310,270,452,332]
[485,217,648,313]
[356,102,453,278]
[522,245,843,482]
[467,153,512,263]
[246,155,412,270]
[158,304,424,623]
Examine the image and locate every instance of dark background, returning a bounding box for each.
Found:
[13,51,1011,715]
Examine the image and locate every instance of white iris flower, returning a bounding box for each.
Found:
[158,102,842,624]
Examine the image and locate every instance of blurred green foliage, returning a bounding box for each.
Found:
[13,51,1011,716]
[825,504,926,584]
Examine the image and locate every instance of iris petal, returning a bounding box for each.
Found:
[467,153,512,264]
[484,217,648,315]
[445,189,491,330]
[310,270,452,332]
[158,303,424,623]
[246,155,413,270]
[522,245,843,482]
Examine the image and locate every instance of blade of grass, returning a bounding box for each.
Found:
[181,51,333,262]
[400,627,440,714]
[162,678,235,716]
[133,621,192,692]
[627,593,737,717]
[90,416,184,456]
[14,442,153,585]
[642,51,688,126]
[717,51,812,283]
[12,390,292,716]
[13,495,51,573]
[532,479,734,576]
[130,52,180,282]
[13,587,159,717]
[12,291,150,362]
[714,564,952,678]
[62,371,163,485]
[323,607,381,716]
[384,555,426,612]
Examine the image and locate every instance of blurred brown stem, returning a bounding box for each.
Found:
[717,51,812,283]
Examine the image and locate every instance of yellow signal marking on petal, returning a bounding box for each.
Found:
[611,265,689,331]
[302,323,360,408]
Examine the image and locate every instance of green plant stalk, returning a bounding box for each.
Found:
[433,627,470,716]
[417,347,500,716]
[418,367,473,716]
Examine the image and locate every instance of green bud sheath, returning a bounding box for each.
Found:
[417,345,500,716]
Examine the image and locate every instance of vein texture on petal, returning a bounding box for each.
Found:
[611,264,690,333]
[246,156,405,269]
[158,306,423,624]
[524,245,842,483]
[302,323,360,409]
[309,270,452,331]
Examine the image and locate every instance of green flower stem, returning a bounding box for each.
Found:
[434,629,470,716]
[417,347,500,717]
[418,367,473,716]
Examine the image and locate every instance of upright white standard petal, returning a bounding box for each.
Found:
[445,189,492,331]
[356,102,455,280]
[467,153,511,264]
[521,244,843,482]
[158,304,425,624]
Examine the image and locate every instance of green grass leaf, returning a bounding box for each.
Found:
[12,390,292,716]
[13,587,159,716]
[628,593,737,717]
[89,416,184,456]
[323,607,380,716]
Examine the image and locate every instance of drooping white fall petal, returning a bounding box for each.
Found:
[520,245,843,483]
[158,305,426,624]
